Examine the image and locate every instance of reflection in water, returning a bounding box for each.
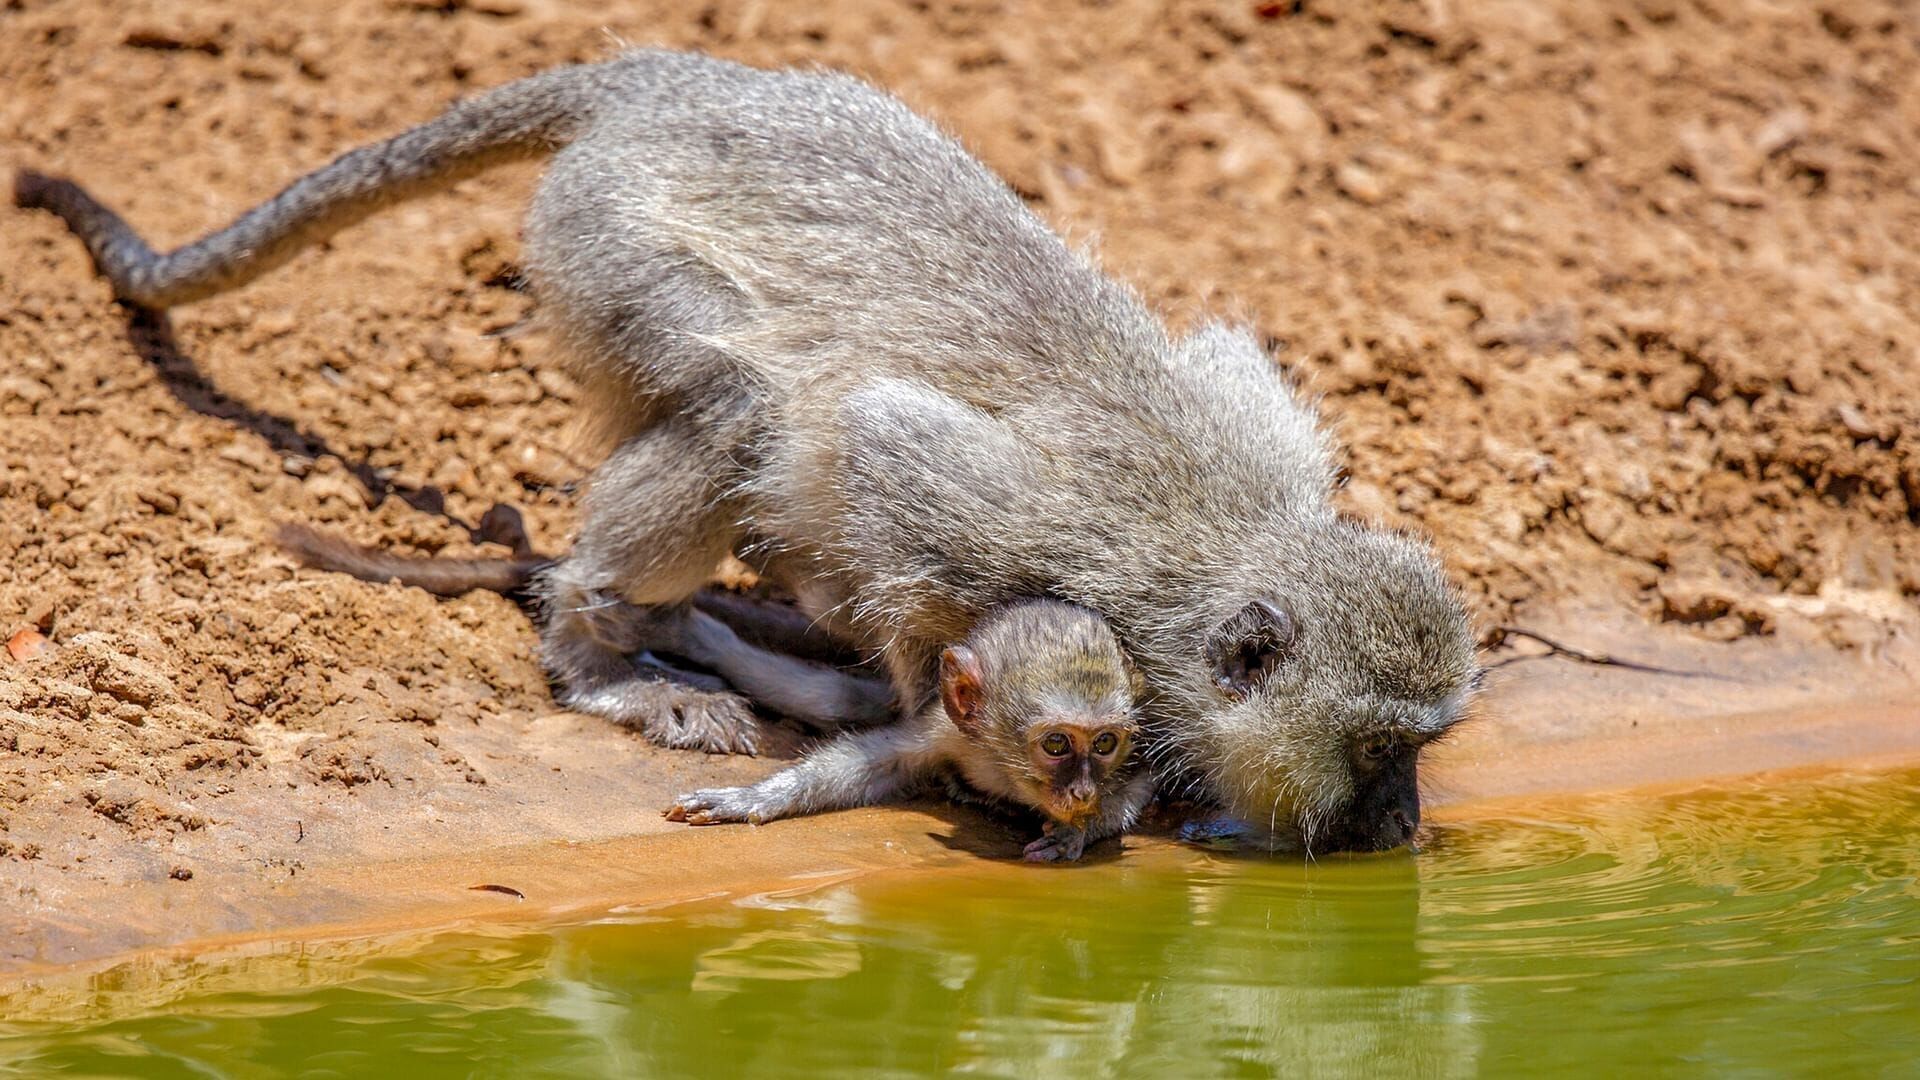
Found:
[2,769,1917,1077]
[689,930,865,993]
[550,854,1477,1078]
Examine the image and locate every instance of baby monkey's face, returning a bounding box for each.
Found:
[938,600,1143,832]
[1024,715,1135,827]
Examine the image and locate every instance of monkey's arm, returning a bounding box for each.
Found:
[1022,772,1156,864]
[666,718,948,825]
[825,380,1069,618]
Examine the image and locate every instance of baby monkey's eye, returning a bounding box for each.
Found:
[1359,735,1394,762]
[1041,732,1072,757]
[1091,732,1119,756]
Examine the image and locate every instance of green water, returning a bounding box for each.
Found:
[4,769,1918,1078]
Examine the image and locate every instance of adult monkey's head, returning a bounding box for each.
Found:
[1167,517,1478,854]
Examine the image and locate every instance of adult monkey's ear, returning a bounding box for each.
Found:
[1119,647,1148,704]
[940,645,986,736]
[1204,599,1298,699]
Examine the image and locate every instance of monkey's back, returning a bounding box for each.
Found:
[521,51,1182,444]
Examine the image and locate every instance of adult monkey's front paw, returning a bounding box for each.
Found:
[1176,815,1301,853]
[1022,823,1088,863]
[1177,815,1254,848]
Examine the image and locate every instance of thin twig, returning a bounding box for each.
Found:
[1483,626,1736,680]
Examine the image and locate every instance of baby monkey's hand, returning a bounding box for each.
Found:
[1022,821,1088,863]
[665,785,771,825]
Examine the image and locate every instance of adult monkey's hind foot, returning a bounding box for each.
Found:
[563,667,763,756]
[537,580,761,755]
[532,421,765,755]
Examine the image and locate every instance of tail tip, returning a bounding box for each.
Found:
[12,168,61,210]
[272,521,327,565]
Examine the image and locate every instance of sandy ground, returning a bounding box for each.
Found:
[3,0,1918,975]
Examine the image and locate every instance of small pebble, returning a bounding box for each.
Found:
[1334,161,1386,205]
[1835,403,1876,440]
[7,629,49,662]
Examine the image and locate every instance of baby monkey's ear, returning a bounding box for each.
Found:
[1204,598,1297,699]
[940,645,986,736]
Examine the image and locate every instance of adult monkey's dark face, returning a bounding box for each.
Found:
[1315,734,1424,853]
[1178,727,1445,856]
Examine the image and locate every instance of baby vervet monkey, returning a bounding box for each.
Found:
[20,49,1479,854]
[668,600,1152,863]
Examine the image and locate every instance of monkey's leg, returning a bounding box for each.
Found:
[664,721,944,825]
[1023,773,1156,864]
[691,589,866,667]
[538,423,759,754]
[632,651,730,694]
[675,608,897,729]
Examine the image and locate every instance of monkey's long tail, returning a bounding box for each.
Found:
[14,61,615,308]
[276,523,547,598]
[276,522,875,669]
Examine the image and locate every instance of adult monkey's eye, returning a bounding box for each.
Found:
[1041,733,1071,757]
[1091,732,1119,756]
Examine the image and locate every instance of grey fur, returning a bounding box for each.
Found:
[17,49,1477,849]
[668,599,1153,862]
